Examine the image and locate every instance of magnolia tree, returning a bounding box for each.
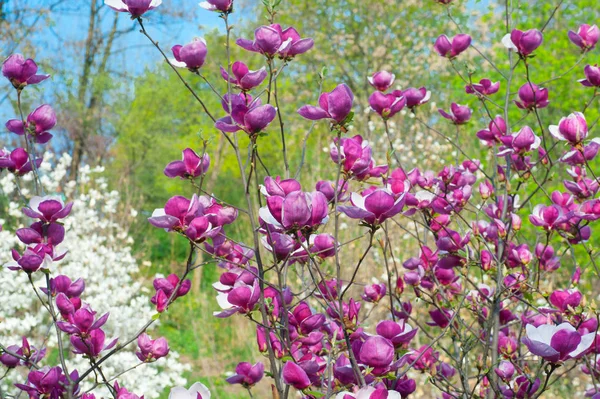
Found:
[2,0,600,399]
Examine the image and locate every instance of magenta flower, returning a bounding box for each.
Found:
[23,196,73,223]
[148,194,199,231]
[15,366,77,399]
[151,274,192,313]
[5,243,66,273]
[376,320,418,347]
[315,179,349,203]
[549,112,588,145]
[338,189,405,226]
[104,0,162,18]
[0,344,21,367]
[298,83,354,125]
[560,139,600,165]
[215,93,277,135]
[282,361,311,390]
[362,283,387,303]
[330,135,388,180]
[529,204,568,230]
[569,24,599,52]
[136,333,170,362]
[368,70,395,91]
[261,176,301,197]
[549,289,582,312]
[498,126,542,156]
[494,361,515,381]
[114,382,143,399]
[580,64,600,87]
[522,322,594,363]
[220,61,267,91]
[214,279,260,317]
[476,116,507,146]
[57,305,109,335]
[0,148,42,175]
[71,329,117,357]
[369,91,406,119]
[6,104,56,144]
[170,38,207,71]
[403,87,431,108]
[164,148,210,179]
[2,54,49,89]
[199,0,232,12]
[438,103,472,124]
[502,28,543,56]
[515,83,549,110]
[359,335,395,369]
[465,79,500,96]
[259,190,329,232]
[16,222,65,247]
[309,233,337,259]
[434,34,472,58]
[237,24,313,59]
[226,362,264,387]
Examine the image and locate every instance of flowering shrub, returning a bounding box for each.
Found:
[2,1,600,399]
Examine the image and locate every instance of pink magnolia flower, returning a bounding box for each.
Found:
[71,329,117,357]
[0,148,42,175]
[368,70,395,91]
[136,333,170,362]
[225,362,264,387]
[104,0,162,18]
[237,24,313,59]
[214,279,260,317]
[359,335,395,370]
[168,383,211,399]
[215,93,277,135]
[529,204,568,230]
[369,91,406,119]
[403,87,431,108]
[151,274,191,312]
[465,79,500,96]
[476,116,507,146]
[15,366,77,399]
[16,221,65,247]
[522,322,594,363]
[170,38,207,71]
[259,190,329,232]
[376,320,418,347]
[199,0,232,12]
[362,283,387,303]
[438,103,471,124]
[148,195,200,231]
[549,112,588,145]
[114,382,143,399]
[338,189,405,226]
[23,196,73,223]
[5,243,66,273]
[502,28,543,56]
[57,305,109,335]
[220,61,267,91]
[2,54,49,89]
[164,148,210,179]
[514,83,549,110]
[498,126,542,156]
[549,289,582,312]
[434,34,472,58]
[580,64,600,87]
[330,135,388,180]
[335,387,402,399]
[6,104,56,144]
[298,83,354,124]
[568,24,599,52]
[495,361,515,381]
[282,361,311,390]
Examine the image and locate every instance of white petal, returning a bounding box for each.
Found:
[169,59,188,68]
[501,33,517,50]
[198,2,215,10]
[548,125,564,141]
[215,292,232,310]
[169,387,191,399]
[350,192,366,210]
[258,206,282,228]
[189,382,211,399]
[570,332,595,358]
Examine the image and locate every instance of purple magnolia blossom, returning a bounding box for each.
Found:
[237,24,313,59]
[495,361,515,381]
[5,243,66,273]
[282,361,311,390]
[16,222,65,247]
[2,54,49,89]
[6,104,56,144]
[362,283,387,303]
[0,147,42,175]
[359,335,395,370]
[220,61,267,91]
[15,366,78,399]
[515,82,549,110]
[148,194,199,231]
[498,126,542,156]
[338,188,405,226]
[330,135,388,180]
[261,176,301,197]
[569,24,599,52]
[297,84,354,125]
[23,196,73,223]
[368,70,395,91]
[0,344,21,367]
[214,279,260,317]
[403,87,431,108]
[164,148,210,179]
[465,79,500,96]
[152,274,191,313]
[71,329,117,357]
[476,116,507,146]
[259,190,329,232]
[57,305,109,335]
[225,362,264,387]
[502,28,543,56]
[369,91,406,119]
[438,103,472,124]
[560,138,600,165]
[104,0,162,17]
[549,112,588,145]
[433,34,472,58]
[309,233,337,259]
[136,333,169,362]
[170,38,208,71]
[529,204,568,230]
[580,64,600,87]
[315,179,349,203]
[215,93,277,135]
[549,289,582,312]
[199,0,232,12]
[522,322,594,362]
[376,320,418,347]
[114,382,143,399]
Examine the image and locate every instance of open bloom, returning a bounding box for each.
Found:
[136,333,169,362]
[403,87,431,108]
[465,79,500,96]
[438,103,471,124]
[170,38,207,71]
[215,93,276,135]
[580,64,600,87]
[164,148,210,179]
[522,322,594,362]
[369,91,406,119]
[502,28,543,56]
[0,148,42,175]
[569,24,599,52]
[259,190,329,232]
[225,362,264,387]
[298,84,354,124]
[23,196,73,223]
[338,189,405,225]
[368,70,395,91]
[2,54,49,89]
[330,135,388,180]
[15,366,77,399]
[220,61,266,91]
[148,195,199,231]
[6,104,56,144]
[515,83,549,110]
[237,24,313,58]
[549,289,582,312]
[498,126,541,156]
[104,0,162,17]
[169,383,211,399]
[214,279,260,317]
[434,34,472,58]
[71,329,117,357]
[199,0,232,12]
[549,112,588,145]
